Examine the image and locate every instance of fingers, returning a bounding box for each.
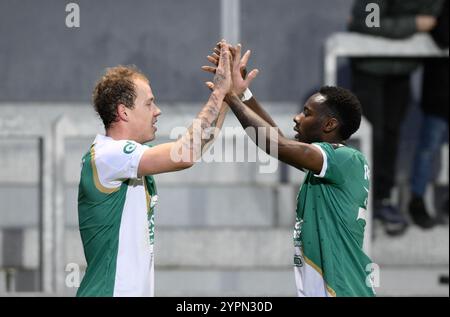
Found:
[207,55,218,65]
[245,69,259,86]
[205,81,214,91]
[201,65,216,74]
[228,45,237,59]
[240,66,248,79]
[233,44,242,68]
[210,42,242,67]
[216,39,225,47]
[241,50,251,68]
[211,52,220,60]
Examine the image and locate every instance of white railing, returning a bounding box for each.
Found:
[325,32,449,86]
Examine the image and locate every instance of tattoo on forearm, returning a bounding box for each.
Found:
[178,92,224,161]
[213,73,226,90]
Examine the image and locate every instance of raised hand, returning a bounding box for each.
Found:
[229,43,259,96]
[202,42,259,96]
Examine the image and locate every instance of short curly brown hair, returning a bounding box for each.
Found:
[92,65,148,129]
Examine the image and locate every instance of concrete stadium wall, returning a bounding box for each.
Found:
[0,0,353,103]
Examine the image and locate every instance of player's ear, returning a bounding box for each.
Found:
[323,117,339,133]
[117,104,129,122]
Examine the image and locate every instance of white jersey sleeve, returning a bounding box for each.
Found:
[92,138,148,189]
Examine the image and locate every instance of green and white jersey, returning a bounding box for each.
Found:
[77,134,158,297]
[293,142,375,297]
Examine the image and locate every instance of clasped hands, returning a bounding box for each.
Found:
[202,40,259,100]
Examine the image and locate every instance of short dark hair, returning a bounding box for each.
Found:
[319,86,362,140]
[92,65,148,129]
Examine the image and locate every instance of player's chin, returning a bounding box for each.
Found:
[146,131,156,142]
[294,133,308,143]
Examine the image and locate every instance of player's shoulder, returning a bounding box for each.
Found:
[315,142,367,164]
[336,144,364,157]
[338,145,367,165]
[93,135,143,160]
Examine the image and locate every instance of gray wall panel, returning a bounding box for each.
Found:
[0,0,221,102]
[0,0,353,103]
[241,0,354,101]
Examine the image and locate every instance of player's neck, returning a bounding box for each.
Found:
[321,134,343,145]
[105,125,134,141]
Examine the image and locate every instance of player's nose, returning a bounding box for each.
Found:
[155,105,162,117]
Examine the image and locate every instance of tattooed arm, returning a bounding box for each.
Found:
[137,42,232,176]
[201,101,229,155]
[175,90,229,164]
